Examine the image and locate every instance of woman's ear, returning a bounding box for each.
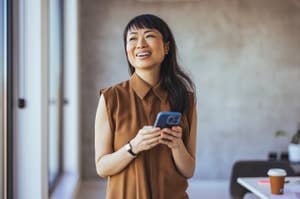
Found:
[164,42,170,55]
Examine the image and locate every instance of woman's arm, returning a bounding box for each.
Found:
[159,105,197,178]
[95,95,161,177]
[95,95,135,177]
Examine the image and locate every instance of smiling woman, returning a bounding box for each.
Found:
[126,28,168,74]
[95,14,198,199]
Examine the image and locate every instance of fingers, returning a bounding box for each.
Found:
[143,131,161,139]
[144,136,160,149]
[159,139,172,146]
[160,132,176,141]
[159,138,178,149]
[141,126,160,134]
[161,128,182,138]
[141,129,160,149]
[171,126,182,133]
[147,136,160,144]
[159,127,183,149]
[132,126,161,153]
[137,134,160,151]
[143,125,153,129]
[133,126,182,152]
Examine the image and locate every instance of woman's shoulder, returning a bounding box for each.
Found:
[99,79,131,112]
[99,79,130,97]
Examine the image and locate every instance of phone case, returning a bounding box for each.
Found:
[153,112,182,128]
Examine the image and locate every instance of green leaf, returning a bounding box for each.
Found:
[274,130,287,137]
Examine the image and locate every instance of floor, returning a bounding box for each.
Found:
[73,179,231,199]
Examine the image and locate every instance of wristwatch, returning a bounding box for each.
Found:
[125,141,137,157]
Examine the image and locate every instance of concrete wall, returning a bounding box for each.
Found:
[79,0,300,180]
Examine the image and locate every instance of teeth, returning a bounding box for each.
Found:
[136,52,151,57]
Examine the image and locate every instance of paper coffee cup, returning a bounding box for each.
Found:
[267,169,287,195]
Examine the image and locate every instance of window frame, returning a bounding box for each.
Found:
[48,0,64,194]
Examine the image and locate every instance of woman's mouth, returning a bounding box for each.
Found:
[136,51,152,59]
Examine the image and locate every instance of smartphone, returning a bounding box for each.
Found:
[153,112,182,128]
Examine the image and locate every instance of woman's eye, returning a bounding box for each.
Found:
[146,34,155,38]
[128,37,137,41]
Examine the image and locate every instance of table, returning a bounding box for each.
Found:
[237,177,300,199]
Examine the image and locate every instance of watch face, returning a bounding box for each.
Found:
[125,143,131,151]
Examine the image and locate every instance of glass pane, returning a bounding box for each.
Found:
[0,0,6,197]
[48,0,62,190]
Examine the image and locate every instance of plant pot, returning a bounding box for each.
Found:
[288,143,300,163]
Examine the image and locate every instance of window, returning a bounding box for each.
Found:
[1,0,12,197]
[48,0,63,193]
[1,0,9,197]
[0,0,6,197]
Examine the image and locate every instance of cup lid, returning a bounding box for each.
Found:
[267,168,287,176]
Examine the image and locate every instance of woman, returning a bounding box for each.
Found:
[95,14,197,199]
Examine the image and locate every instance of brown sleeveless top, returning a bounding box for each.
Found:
[100,73,196,199]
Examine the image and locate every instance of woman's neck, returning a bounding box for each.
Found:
[135,68,160,86]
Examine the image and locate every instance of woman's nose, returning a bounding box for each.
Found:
[136,37,147,49]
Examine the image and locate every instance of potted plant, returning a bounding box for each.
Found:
[288,123,300,162]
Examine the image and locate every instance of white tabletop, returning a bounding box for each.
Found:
[237,177,300,199]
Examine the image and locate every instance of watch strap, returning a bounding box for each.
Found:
[127,141,137,157]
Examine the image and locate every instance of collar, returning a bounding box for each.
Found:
[130,73,168,102]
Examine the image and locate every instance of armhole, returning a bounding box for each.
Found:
[182,92,196,146]
[187,92,196,127]
[99,88,115,135]
[186,93,197,158]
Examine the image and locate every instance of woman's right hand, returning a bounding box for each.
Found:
[130,126,161,154]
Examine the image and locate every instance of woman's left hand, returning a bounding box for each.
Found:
[159,126,183,149]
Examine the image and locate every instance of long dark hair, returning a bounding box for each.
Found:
[123,14,195,113]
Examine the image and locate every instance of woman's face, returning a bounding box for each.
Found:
[126,28,169,71]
